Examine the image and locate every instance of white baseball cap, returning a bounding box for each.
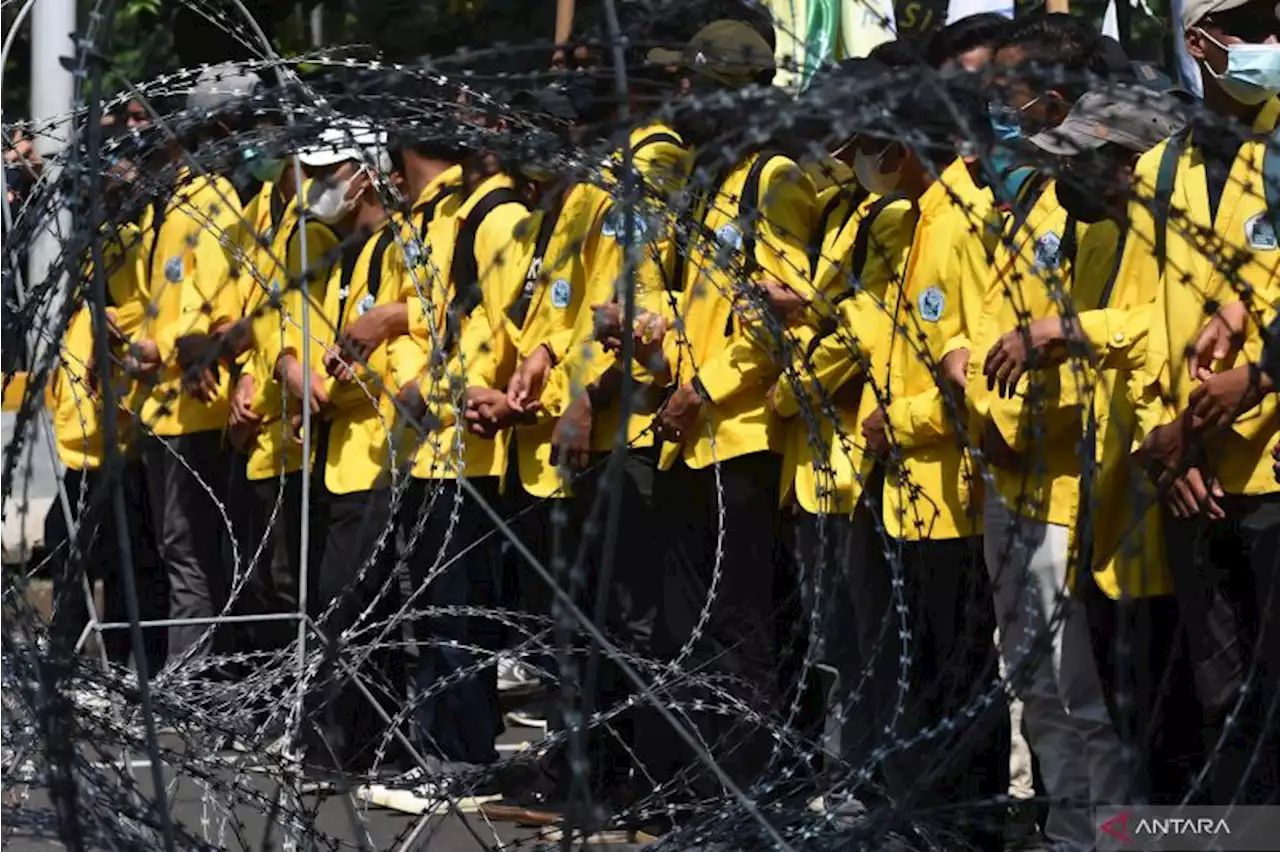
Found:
[297,121,391,172]
[1180,0,1254,30]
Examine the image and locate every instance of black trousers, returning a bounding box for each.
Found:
[641,451,782,801]
[397,475,503,765]
[1163,493,1280,804]
[304,481,399,772]
[559,448,663,799]
[47,464,167,673]
[1085,583,1201,805]
[244,471,305,657]
[871,534,1010,850]
[142,430,227,661]
[792,496,886,782]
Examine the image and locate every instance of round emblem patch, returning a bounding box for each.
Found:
[164,256,184,283]
[1034,231,1062,271]
[551,278,572,309]
[716,224,743,251]
[918,286,945,323]
[602,208,650,243]
[357,293,376,316]
[405,240,424,267]
[1246,212,1278,251]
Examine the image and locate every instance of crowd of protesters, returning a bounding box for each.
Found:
[16,0,1280,848]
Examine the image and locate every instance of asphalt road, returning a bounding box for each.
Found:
[3,723,560,852]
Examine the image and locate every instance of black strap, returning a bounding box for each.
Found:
[1153,129,1189,280]
[506,184,569,330]
[416,184,461,240]
[1264,124,1280,240]
[145,194,167,290]
[1094,227,1129,310]
[725,150,787,336]
[439,186,529,358]
[364,227,398,302]
[1003,171,1054,244]
[631,131,682,156]
[1059,214,1079,272]
[269,186,286,235]
[848,192,906,292]
[803,193,905,361]
[334,226,397,335]
[667,153,735,294]
[810,185,870,278]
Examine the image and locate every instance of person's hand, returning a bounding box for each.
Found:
[984,317,1069,399]
[280,354,329,414]
[124,339,161,377]
[508,344,554,413]
[337,303,404,368]
[1189,364,1270,433]
[758,280,806,322]
[941,348,970,398]
[551,392,593,471]
[631,311,669,373]
[654,382,703,443]
[593,302,624,350]
[861,405,890,459]
[227,372,262,449]
[1135,415,1192,486]
[765,380,784,415]
[1166,466,1225,521]
[323,345,357,383]
[464,386,523,439]
[1188,300,1248,382]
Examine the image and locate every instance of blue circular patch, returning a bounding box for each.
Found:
[551,278,572,309]
[164,256,184,283]
[917,286,945,323]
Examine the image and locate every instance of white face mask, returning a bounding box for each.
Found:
[853,145,904,196]
[308,166,364,224]
[1197,28,1280,105]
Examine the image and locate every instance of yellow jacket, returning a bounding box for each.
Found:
[464,181,612,497]
[310,219,408,494]
[419,171,529,483]
[131,169,245,436]
[1092,99,1280,496]
[538,125,692,455]
[883,157,995,541]
[775,189,916,514]
[49,225,147,470]
[659,151,818,471]
[965,179,1171,597]
[244,190,341,481]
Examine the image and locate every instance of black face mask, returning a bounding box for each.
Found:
[1055,174,1110,223]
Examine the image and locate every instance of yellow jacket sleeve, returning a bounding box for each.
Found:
[774,299,868,419]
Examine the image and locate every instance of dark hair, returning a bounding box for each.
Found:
[995,12,1101,100]
[925,12,1008,69]
[867,38,927,69]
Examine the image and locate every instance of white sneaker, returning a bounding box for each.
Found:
[496,656,541,694]
[503,709,547,729]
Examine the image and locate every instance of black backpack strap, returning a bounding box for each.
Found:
[439,186,529,359]
[803,192,905,361]
[364,226,398,301]
[1265,124,1280,239]
[506,184,570,329]
[1094,227,1129,310]
[631,131,682,157]
[416,184,461,240]
[1153,130,1188,280]
[810,185,870,278]
[725,149,787,336]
